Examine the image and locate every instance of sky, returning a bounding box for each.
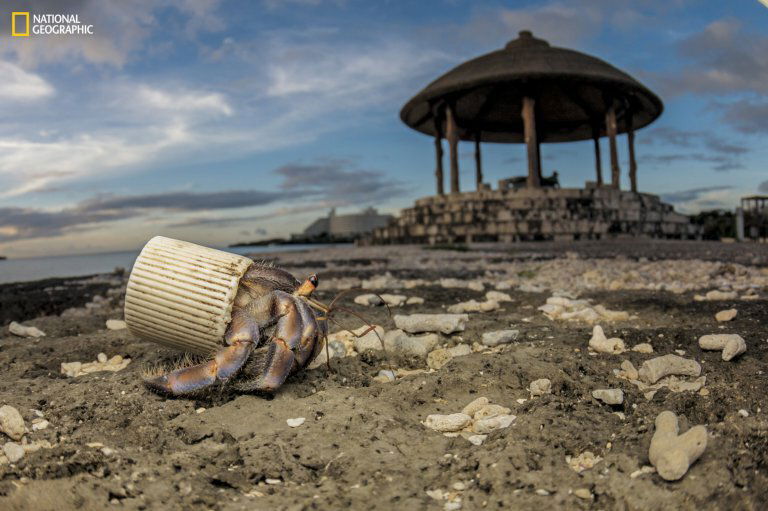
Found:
[0,0,767,258]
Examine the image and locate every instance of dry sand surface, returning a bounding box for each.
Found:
[1,240,767,510]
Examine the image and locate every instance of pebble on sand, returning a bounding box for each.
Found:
[694,290,738,301]
[427,348,454,370]
[354,294,383,306]
[8,321,46,338]
[631,343,654,354]
[286,417,306,428]
[0,405,26,441]
[439,278,484,292]
[423,413,473,432]
[61,354,131,377]
[539,296,630,323]
[106,319,128,330]
[3,442,25,463]
[485,291,513,303]
[355,293,415,307]
[566,451,602,473]
[461,397,490,416]
[424,397,515,438]
[615,360,639,380]
[394,314,469,335]
[592,388,624,405]
[573,488,593,500]
[529,378,552,397]
[715,309,737,322]
[447,299,499,314]
[649,410,707,481]
[467,435,487,446]
[348,326,386,353]
[373,370,396,383]
[31,419,49,431]
[638,355,701,384]
[588,325,626,354]
[481,330,519,347]
[698,333,747,361]
[472,414,516,434]
[427,344,473,370]
[384,330,440,358]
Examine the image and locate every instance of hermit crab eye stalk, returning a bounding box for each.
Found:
[296,274,319,297]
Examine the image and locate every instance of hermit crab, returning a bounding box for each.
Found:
[124,236,375,396]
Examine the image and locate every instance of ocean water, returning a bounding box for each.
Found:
[0,244,344,285]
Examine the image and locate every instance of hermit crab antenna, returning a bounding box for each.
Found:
[302,289,394,372]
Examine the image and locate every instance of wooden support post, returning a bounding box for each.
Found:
[474,133,483,190]
[522,96,540,188]
[627,113,637,193]
[592,125,603,186]
[445,106,460,194]
[536,138,543,182]
[433,114,444,195]
[606,105,620,189]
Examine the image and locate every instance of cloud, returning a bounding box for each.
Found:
[759,181,768,194]
[639,126,747,171]
[660,186,739,214]
[456,0,684,50]
[0,188,286,241]
[0,0,225,68]
[276,160,406,202]
[79,190,286,212]
[641,127,746,154]
[0,159,401,240]
[0,125,188,198]
[0,61,55,101]
[136,86,233,116]
[714,98,768,134]
[263,39,448,107]
[262,0,345,9]
[639,153,743,172]
[0,81,238,198]
[496,3,603,47]
[0,205,133,242]
[167,159,404,229]
[0,26,447,200]
[661,186,732,204]
[655,18,768,96]
[167,201,343,228]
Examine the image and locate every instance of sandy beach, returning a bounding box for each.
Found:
[1,240,767,510]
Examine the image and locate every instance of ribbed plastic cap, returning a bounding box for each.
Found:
[124,236,253,354]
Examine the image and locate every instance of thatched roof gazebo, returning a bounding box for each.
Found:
[401,30,663,194]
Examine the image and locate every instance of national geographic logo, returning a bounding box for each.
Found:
[11,12,29,36]
[11,12,94,36]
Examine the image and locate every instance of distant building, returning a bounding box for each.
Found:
[301,208,393,239]
[738,195,768,241]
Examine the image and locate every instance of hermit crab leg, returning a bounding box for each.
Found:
[292,298,319,369]
[234,291,307,392]
[144,310,258,395]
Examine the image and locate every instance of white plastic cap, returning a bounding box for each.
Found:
[124,236,253,354]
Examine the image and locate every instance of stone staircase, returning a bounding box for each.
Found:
[370,187,699,244]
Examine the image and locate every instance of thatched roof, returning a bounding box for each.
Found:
[401,31,663,143]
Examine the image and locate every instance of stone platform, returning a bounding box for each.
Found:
[370,187,699,244]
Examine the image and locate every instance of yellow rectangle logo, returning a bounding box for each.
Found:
[12,12,30,36]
